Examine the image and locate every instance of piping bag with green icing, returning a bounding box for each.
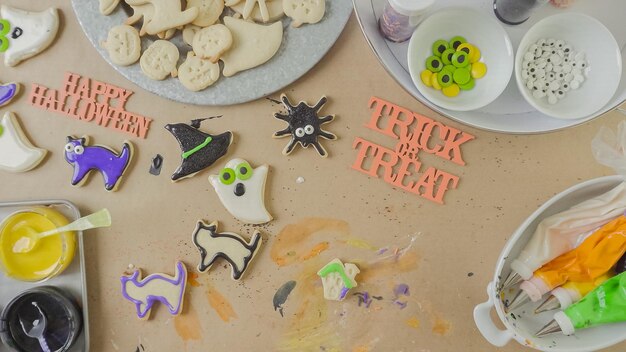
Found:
[502,122,626,291]
[536,271,626,337]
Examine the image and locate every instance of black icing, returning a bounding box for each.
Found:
[149,154,163,176]
[11,27,22,39]
[234,182,245,197]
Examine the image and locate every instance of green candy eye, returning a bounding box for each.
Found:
[449,36,466,50]
[432,39,449,57]
[0,37,8,53]
[441,48,455,65]
[453,67,471,85]
[452,51,469,68]
[425,56,442,72]
[458,77,475,91]
[0,20,10,36]
[236,161,253,180]
[443,64,456,73]
[437,70,453,88]
[219,168,236,185]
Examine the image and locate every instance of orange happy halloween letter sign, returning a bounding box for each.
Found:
[351,97,475,204]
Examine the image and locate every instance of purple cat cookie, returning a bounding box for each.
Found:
[64,136,133,191]
[0,82,19,106]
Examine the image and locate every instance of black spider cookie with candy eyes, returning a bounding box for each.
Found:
[273,94,337,157]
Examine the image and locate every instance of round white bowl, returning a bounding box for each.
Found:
[474,175,626,351]
[407,7,513,112]
[515,13,622,120]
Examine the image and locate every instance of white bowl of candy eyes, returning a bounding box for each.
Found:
[515,13,622,120]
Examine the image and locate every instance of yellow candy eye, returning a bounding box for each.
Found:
[442,84,460,97]
[471,62,487,79]
[420,70,433,87]
[431,72,442,90]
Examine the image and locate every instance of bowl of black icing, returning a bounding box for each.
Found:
[0,286,82,352]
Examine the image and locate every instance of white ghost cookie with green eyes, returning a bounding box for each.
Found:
[209,158,272,224]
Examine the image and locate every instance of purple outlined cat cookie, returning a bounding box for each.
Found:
[64,136,133,191]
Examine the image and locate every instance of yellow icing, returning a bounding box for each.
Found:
[0,207,76,281]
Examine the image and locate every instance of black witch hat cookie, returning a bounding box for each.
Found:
[165,120,232,181]
[273,94,337,157]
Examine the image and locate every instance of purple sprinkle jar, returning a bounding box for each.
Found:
[379,0,434,43]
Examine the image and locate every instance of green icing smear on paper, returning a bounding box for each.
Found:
[182,136,212,159]
[318,262,355,289]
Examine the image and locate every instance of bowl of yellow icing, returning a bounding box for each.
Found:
[0,207,76,282]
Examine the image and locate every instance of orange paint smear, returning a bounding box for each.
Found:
[271,218,349,267]
[432,316,451,335]
[302,242,330,260]
[174,309,202,342]
[352,346,369,352]
[406,316,420,329]
[358,251,420,283]
[187,272,201,287]
[206,284,237,322]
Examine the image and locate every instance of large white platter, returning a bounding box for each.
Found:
[354,0,626,134]
[72,0,353,106]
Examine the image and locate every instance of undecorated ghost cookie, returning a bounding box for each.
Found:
[284,0,325,27]
[229,0,285,23]
[220,17,283,77]
[140,40,179,80]
[178,52,220,91]
[102,25,141,66]
[192,24,232,63]
[187,0,224,27]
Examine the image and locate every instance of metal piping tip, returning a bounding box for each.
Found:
[499,272,522,292]
[536,319,562,337]
[534,295,561,314]
[505,290,530,313]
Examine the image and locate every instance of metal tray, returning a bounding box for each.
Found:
[353,0,626,134]
[0,200,89,352]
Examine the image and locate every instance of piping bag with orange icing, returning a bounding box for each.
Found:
[534,272,613,314]
[501,122,626,291]
[507,216,626,312]
[536,271,626,337]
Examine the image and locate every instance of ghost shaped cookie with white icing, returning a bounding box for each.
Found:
[209,158,272,224]
[0,5,60,67]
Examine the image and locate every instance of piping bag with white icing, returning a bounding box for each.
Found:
[501,122,626,291]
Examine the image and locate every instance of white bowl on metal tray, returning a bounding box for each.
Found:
[407,7,513,111]
[473,175,626,351]
[515,13,622,120]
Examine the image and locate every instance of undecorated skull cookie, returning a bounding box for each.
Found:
[192,24,233,63]
[283,0,325,27]
[178,52,220,91]
[187,0,225,27]
[140,40,179,80]
[102,25,141,66]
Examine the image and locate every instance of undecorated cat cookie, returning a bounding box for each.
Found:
[140,40,179,80]
[178,52,220,91]
[187,0,224,27]
[229,0,285,23]
[125,0,199,36]
[220,17,283,77]
[283,0,325,27]
[100,0,120,15]
[0,5,60,67]
[192,24,232,63]
[182,24,202,46]
[102,25,141,66]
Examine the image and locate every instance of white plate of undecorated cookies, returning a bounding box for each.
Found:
[72,0,353,105]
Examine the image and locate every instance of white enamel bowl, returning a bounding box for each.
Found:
[474,175,626,351]
[515,13,622,120]
[408,7,513,111]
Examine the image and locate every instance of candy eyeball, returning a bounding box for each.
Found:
[74,145,84,155]
[64,143,74,152]
[295,127,305,137]
[304,125,315,135]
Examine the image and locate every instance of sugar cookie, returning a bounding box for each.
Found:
[0,6,60,67]
[283,0,325,27]
[192,24,232,63]
[192,220,262,280]
[225,0,242,5]
[187,0,224,27]
[273,94,337,157]
[239,0,272,22]
[64,136,133,192]
[220,17,283,77]
[140,40,179,80]
[209,158,273,224]
[99,0,120,15]
[165,122,233,181]
[178,52,220,91]
[157,28,178,40]
[0,82,19,106]
[317,259,359,301]
[121,261,187,320]
[102,25,141,66]
[229,0,285,23]
[0,112,47,173]
[182,24,202,46]
[124,0,199,36]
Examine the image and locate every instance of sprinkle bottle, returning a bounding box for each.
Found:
[379,0,434,43]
